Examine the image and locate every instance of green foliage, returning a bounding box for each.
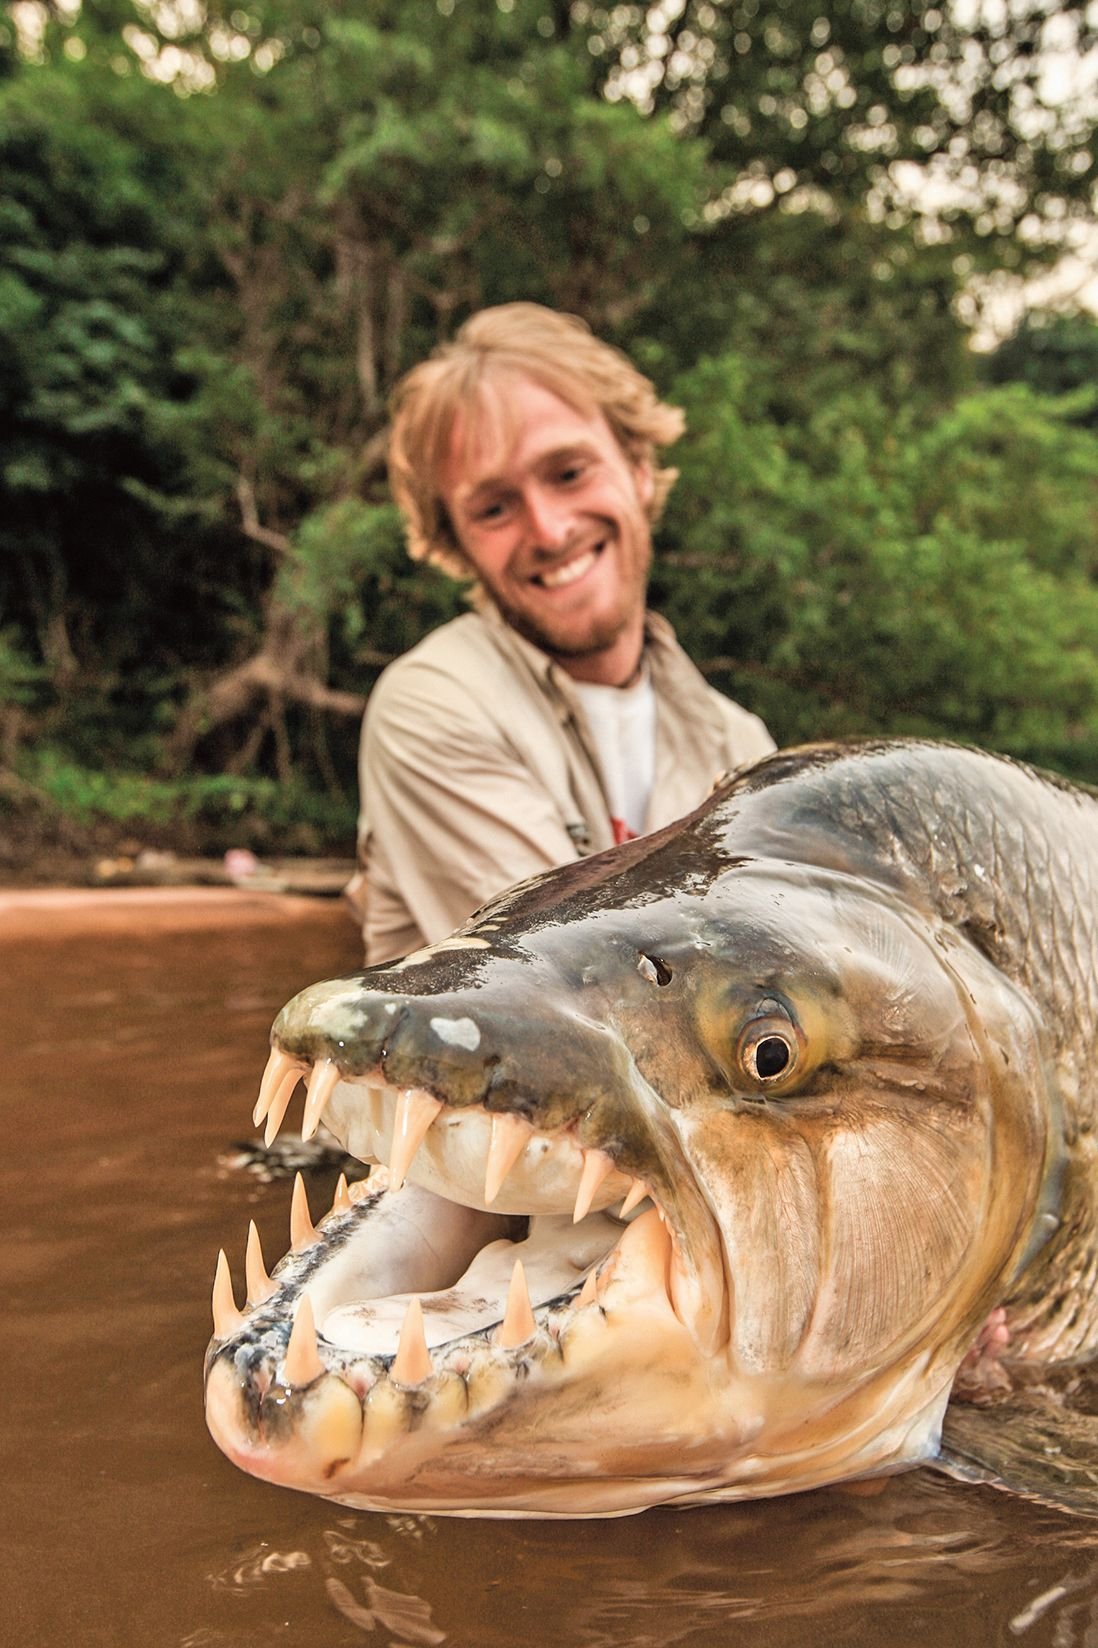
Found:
[656,361,1098,778]
[17,748,355,841]
[592,0,1098,275]
[983,311,1098,427]
[2,0,1098,856]
[0,626,47,707]
[0,31,240,756]
[285,500,462,663]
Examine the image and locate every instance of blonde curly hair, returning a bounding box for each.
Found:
[387,303,685,580]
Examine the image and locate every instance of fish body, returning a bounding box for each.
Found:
[205,740,1098,1516]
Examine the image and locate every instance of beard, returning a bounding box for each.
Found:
[476,527,652,669]
[492,596,636,663]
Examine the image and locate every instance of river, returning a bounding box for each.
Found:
[4,888,1096,1647]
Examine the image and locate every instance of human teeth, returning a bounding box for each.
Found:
[573,1148,614,1223]
[212,1249,244,1338]
[619,1178,651,1218]
[283,1293,325,1386]
[389,1088,444,1188]
[540,549,596,589]
[496,1259,537,1350]
[391,1298,432,1386]
[290,1173,318,1251]
[484,1112,532,1204]
[301,1058,340,1141]
[245,1220,275,1306]
[254,1047,306,1131]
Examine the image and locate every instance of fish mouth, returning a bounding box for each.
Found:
[205,1044,727,1515]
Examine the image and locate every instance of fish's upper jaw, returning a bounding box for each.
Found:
[249,1042,728,1352]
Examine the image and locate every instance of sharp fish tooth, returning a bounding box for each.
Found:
[619,1178,651,1218]
[253,1048,281,1125]
[290,1172,318,1251]
[573,1148,614,1224]
[263,1063,307,1148]
[283,1293,325,1386]
[331,1173,352,1214]
[484,1112,532,1204]
[245,1220,275,1306]
[496,1259,537,1349]
[253,1046,305,1126]
[301,1057,340,1142]
[389,1088,443,1189]
[615,1207,672,1302]
[668,1236,724,1355]
[212,1249,244,1338]
[391,1297,432,1386]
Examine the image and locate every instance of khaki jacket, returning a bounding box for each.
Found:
[348,606,774,963]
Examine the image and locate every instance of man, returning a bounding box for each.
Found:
[349,303,774,964]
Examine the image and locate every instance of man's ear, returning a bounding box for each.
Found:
[633,458,656,510]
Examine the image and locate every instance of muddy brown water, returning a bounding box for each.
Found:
[5,888,1097,1648]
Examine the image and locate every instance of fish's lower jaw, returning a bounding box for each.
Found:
[204,1337,947,1518]
[203,1186,734,1516]
[205,1358,365,1493]
[204,1308,740,1517]
[698,1354,955,1509]
[203,1172,950,1516]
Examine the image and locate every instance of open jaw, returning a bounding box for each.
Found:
[204,1001,969,1517]
[205,1047,735,1518]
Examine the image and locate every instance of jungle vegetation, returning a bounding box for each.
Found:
[3,0,1098,860]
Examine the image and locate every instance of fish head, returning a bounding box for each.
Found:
[205,822,1058,1515]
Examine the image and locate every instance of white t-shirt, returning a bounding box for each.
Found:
[573,670,657,843]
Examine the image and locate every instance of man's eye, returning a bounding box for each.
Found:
[473,500,507,523]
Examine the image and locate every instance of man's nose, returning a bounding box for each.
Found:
[522,484,573,552]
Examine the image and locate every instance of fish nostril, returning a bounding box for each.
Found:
[637,954,673,987]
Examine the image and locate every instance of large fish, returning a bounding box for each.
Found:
[204,739,1098,1518]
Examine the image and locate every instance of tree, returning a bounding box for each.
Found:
[983,309,1098,425]
[654,356,1098,777]
[0,23,234,765]
[589,1,1098,266]
[94,1,714,778]
[2,0,1098,849]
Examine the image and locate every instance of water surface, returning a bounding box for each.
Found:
[4,889,1095,1647]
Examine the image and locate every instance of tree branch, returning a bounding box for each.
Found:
[236,476,292,555]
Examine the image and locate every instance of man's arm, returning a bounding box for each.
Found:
[357,660,581,958]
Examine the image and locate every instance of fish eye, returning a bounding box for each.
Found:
[736,1006,802,1090]
[752,1036,792,1078]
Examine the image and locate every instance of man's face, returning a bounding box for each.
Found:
[439,375,655,685]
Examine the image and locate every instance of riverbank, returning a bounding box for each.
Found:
[0,787,354,893]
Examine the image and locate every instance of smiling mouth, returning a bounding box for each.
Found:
[534,546,600,589]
